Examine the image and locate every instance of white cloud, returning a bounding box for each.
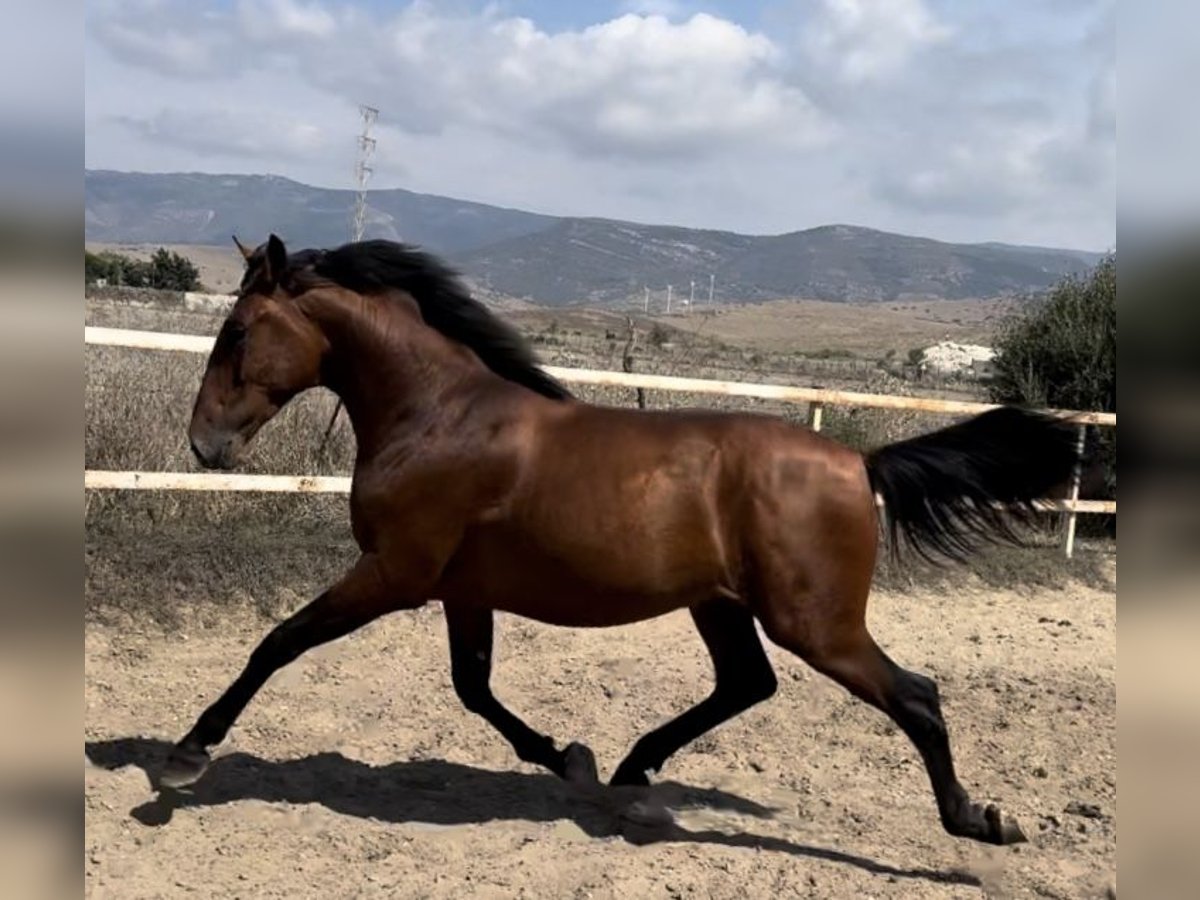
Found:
[112,108,335,161]
[469,13,831,157]
[84,1,1116,249]
[91,20,225,78]
[88,4,830,160]
[875,124,1062,216]
[237,0,338,40]
[803,0,952,83]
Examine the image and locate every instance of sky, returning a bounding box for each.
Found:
[85,0,1115,251]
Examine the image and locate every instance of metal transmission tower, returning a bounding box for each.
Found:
[328,104,379,447]
[352,105,379,242]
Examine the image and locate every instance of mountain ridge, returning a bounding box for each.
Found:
[85,170,1104,306]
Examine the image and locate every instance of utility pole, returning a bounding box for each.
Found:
[689,279,695,314]
[708,273,715,306]
[666,284,673,314]
[353,104,379,242]
[643,286,650,314]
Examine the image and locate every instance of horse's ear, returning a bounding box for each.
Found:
[263,234,288,285]
[232,235,254,262]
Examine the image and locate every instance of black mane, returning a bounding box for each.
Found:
[285,240,572,402]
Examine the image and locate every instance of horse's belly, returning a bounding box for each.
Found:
[434,521,727,627]
[464,582,701,627]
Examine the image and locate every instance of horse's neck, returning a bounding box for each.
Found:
[304,291,484,456]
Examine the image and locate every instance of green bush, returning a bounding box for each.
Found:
[149,247,202,291]
[85,248,201,291]
[989,256,1116,521]
[86,251,152,287]
[990,256,1115,414]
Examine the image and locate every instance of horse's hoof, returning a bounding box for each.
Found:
[985,803,1028,845]
[563,742,600,786]
[619,800,676,844]
[159,745,210,790]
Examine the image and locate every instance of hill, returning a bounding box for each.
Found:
[85,170,554,255]
[85,170,1103,306]
[459,219,1101,305]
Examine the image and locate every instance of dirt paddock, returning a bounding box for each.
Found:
[85,562,1115,900]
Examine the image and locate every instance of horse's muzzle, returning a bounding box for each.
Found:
[189,431,237,470]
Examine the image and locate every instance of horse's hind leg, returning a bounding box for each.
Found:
[445,603,597,784]
[161,554,407,789]
[609,597,777,786]
[757,603,1027,845]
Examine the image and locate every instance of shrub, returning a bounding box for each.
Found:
[989,257,1116,524]
[149,247,202,291]
[990,256,1115,415]
[85,248,201,291]
[647,323,670,348]
[811,348,855,360]
[86,251,152,287]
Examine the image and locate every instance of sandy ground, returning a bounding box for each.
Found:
[85,567,1114,900]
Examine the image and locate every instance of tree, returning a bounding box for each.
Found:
[83,250,154,287]
[118,257,152,287]
[990,256,1115,413]
[149,248,201,291]
[85,249,201,290]
[85,252,109,285]
[990,256,1116,504]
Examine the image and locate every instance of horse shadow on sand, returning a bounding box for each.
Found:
[86,737,978,889]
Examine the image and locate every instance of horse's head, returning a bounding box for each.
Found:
[188,234,329,469]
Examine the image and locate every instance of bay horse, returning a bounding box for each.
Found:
[164,234,1077,846]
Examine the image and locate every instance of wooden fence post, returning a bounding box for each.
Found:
[1063,424,1088,559]
[622,317,646,409]
[807,401,824,432]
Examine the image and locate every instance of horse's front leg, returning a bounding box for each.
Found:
[161,553,420,788]
[444,603,598,785]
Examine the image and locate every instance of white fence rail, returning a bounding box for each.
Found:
[84,470,352,493]
[84,326,1116,556]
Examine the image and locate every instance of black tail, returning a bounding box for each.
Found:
[864,407,1078,562]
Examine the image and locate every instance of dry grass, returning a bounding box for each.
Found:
[512,296,1015,359]
[86,512,357,627]
[873,538,1115,594]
